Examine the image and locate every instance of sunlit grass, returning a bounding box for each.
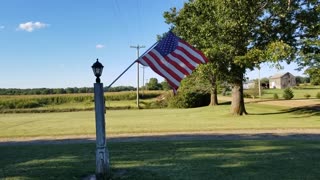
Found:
[0,103,319,138]
[261,86,320,99]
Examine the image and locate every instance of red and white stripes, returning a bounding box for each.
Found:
[138,40,208,91]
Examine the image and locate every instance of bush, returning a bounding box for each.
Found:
[243,93,252,98]
[246,83,260,99]
[283,88,294,100]
[316,92,320,99]
[304,94,311,99]
[167,91,210,108]
[273,93,279,100]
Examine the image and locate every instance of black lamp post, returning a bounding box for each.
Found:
[92,59,104,83]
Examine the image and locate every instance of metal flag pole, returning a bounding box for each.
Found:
[106,41,159,90]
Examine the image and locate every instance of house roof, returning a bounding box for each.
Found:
[269,72,294,79]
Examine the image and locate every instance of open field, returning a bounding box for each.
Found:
[1,140,320,179]
[0,101,319,139]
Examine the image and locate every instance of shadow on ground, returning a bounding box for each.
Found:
[249,104,320,116]
[1,136,320,179]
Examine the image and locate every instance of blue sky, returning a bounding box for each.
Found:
[0,0,305,88]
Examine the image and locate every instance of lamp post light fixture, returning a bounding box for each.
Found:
[92,59,104,83]
[92,59,109,179]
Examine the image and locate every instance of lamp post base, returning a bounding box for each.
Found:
[95,147,110,179]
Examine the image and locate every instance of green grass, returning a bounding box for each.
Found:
[1,140,320,179]
[0,103,319,138]
[261,86,320,99]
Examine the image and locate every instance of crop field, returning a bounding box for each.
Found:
[0,91,163,113]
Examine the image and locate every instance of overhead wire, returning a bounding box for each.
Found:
[111,0,132,44]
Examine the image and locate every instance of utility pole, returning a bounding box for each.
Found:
[141,66,145,96]
[130,44,145,108]
[258,65,261,98]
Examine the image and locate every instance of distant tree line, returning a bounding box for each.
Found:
[104,86,136,92]
[144,78,172,91]
[0,79,172,95]
[295,76,311,85]
[0,88,94,95]
[0,86,133,95]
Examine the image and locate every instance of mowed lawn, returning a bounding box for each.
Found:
[1,140,320,179]
[1,101,320,179]
[0,102,319,138]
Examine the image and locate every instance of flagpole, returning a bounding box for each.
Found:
[106,41,159,90]
[106,60,137,90]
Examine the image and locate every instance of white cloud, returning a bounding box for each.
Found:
[96,44,105,49]
[18,21,49,32]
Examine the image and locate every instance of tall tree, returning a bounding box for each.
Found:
[196,63,220,106]
[295,1,320,83]
[146,78,162,90]
[160,80,172,91]
[164,0,316,115]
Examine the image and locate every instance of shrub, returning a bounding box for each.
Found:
[273,93,279,100]
[246,83,260,99]
[304,93,311,99]
[243,93,252,98]
[283,88,294,100]
[316,92,320,99]
[167,91,210,108]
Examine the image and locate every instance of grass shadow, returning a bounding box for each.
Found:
[0,143,96,179]
[110,140,320,180]
[249,104,320,116]
[1,138,320,179]
[218,101,232,105]
[286,104,320,116]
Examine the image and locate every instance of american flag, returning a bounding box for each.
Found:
[137,32,208,91]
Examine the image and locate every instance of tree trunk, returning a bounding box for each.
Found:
[231,81,248,115]
[210,86,218,106]
[209,74,218,106]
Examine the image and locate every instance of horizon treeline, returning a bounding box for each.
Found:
[0,77,172,95]
[0,86,137,95]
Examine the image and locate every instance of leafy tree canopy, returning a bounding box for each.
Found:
[164,0,319,115]
[146,78,162,90]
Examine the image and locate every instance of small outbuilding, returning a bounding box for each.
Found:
[269,72,296,89]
